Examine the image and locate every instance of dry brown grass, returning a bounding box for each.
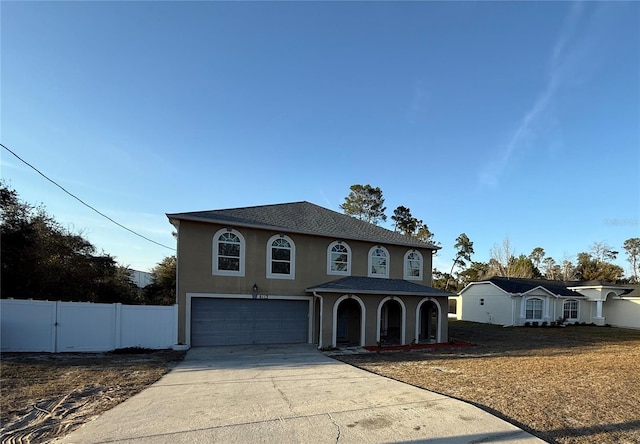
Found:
[337,322,640,444]
[0,349,185,443]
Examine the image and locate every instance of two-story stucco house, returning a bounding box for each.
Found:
[167,201,452,349]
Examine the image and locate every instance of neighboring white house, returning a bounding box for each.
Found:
[128,269,153,288]
[452,277,639,329]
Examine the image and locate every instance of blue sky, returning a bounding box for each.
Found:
[2,1,639,276]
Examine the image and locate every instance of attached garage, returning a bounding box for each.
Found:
[191,297,309,346]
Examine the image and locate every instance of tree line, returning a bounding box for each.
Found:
[434,237,639,292]
[2,181,636,304]
[339,183,640,291]
[0,182,175,304]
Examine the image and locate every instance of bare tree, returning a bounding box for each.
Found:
[489,237,514,277]
[623,238,640,282]
[560,254,576,281]
[542,257,560,280]
[590,241,618,263]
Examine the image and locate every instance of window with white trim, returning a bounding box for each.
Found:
[327,241,351,275]
[403,250,423,280]
[267,234,295,279]
[213,228,245,276]
[525,298,543,320]
[368,246,389,278]
[563,300,579,320]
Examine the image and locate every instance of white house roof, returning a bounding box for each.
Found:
[460,277,585,298]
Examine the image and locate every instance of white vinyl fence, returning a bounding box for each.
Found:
[1,299,179,352]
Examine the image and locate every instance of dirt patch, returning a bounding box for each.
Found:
[336,322,640,444]
[1,349,185,443]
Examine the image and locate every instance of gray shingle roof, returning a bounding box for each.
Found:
[485,277,584,297]
[167,201,439,249]
[307,276,454,296]
[623,285,640,297]
[482,277,636,297]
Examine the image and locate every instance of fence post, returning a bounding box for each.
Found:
[54,301,60,353]
[174,304,179,346]
[114,303,122,350]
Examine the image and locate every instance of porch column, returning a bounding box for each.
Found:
[593,300,605,326]
[543,297,551,322]
[519,297,526,324]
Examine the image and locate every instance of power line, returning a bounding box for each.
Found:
[1,143,176,251]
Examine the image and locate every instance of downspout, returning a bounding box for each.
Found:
[170,219,180,306]
[170,219,181,348]
[313,291,323,350]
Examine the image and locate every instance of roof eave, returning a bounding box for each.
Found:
[306,287,452,296]
[567,285,634,291]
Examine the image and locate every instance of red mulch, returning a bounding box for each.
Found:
[363,339,474,352]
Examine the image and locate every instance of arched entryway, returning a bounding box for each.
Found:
[416,298,441,343]
[377,297,406,345]
[333,295,365,347]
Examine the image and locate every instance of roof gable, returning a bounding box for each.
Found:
[458,280,511,296]
[167,201,439,249]
[521,286,562,298]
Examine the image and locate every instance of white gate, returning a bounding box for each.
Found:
[0,299,178,352]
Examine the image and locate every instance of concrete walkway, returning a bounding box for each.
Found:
[56,344,546,443]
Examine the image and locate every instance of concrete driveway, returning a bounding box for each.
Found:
[56,344,545,443]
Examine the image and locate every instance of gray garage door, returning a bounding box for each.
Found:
[191,298,309,346]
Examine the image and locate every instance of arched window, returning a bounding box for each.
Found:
[213,228,245,276]
[368,246,390,278]
[403,250,423,280]
[327,241,351,276]
[267,234,295,279]
[563,300,579,320]
[525,298,544,320]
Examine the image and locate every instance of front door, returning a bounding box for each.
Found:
[336,298,361,345]
[420,301,438,343]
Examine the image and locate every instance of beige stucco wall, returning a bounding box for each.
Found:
[174,219,436,344]
[317,293,448,348]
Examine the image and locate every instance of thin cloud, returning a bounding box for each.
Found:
[549,1,585,74]
[478,2,587,188]
[318,188,333,209]
[479,78,559,188]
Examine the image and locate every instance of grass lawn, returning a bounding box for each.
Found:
[336,321,640,444]
[1,349,185,443]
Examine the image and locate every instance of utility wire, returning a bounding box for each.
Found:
[1,143,175,251]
